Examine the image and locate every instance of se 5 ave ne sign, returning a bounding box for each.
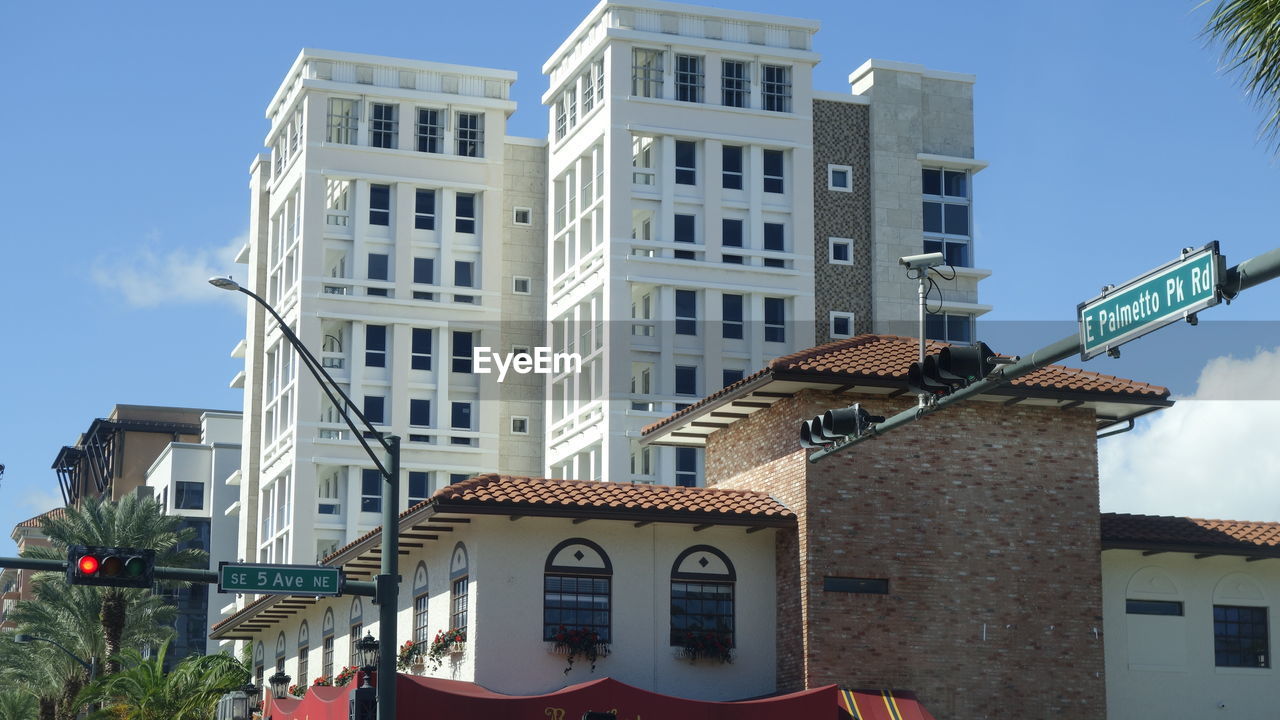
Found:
[218,562,342,596]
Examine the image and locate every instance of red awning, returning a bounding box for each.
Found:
[264,675,934,720]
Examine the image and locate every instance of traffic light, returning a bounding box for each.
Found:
[907,342,999,397]
[799,404,885,447]
[65,545,155,588]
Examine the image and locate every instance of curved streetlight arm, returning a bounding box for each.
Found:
[16,635,94,679]
[229,282,393,479]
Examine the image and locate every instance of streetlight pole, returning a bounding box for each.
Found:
[209,277,398,720]
[14,634,95,681]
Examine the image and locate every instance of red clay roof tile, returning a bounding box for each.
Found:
[1102,513,1280,552]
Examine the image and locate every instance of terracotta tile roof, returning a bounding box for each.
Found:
[434,474,794,524]
[644,334,1170,436]
[16,508,64,529]
[1102,513,1280,555]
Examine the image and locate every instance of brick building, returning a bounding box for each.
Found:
[642,334,1171,719]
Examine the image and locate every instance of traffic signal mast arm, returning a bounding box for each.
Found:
[808,245,1280,463]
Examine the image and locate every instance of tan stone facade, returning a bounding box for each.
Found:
[705,389,1106,719]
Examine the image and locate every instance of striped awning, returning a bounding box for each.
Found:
[839,689,936,720]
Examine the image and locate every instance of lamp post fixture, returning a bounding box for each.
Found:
[268,671,292,700]
[14,633,95,681]
[210,276,400,720]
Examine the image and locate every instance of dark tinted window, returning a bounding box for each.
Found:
[363,396,385,424]
[410,399,431,427]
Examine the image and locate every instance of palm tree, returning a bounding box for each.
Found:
[77,639,249,720]
[1202,0,1280,149]
[0,690,38,720]
[22,494,207,672]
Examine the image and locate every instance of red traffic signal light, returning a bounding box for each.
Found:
[65,545,155,588]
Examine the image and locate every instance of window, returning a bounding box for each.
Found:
[926,313,973,344]
[322,635,334,677]
[370,103,398,149]
[829,238,853,265]
[410,399,431,427]
[511,416,529,434]
[452,331,474,373]
[450,402,473,445]
[675,55,703,102]
[675,365,697,397]
[444,575,468,632]
[1126,599,1184,616]
[411,328,432,370]
[174,481,203,510]
[675,447,698,488]
[763,223,785,267]
[455,261,475,303]
[675,290,697,335]
[512,276,531,294]
[762,150,784,193]
[722,145,743,190]
[413,592,429,643]
[632,49,663,98]
[409,472,430,506]
[327,98,358,144]
[764,297,785,343]
[416,108,443,153]
[360,469,381,513]
[674,214,696,259]
[369,184,390,226]
[1214,605,1269,667]
[363,396,385,425]
[830,312,855,339]
[455,193,476,234]
[761,65,792,112]
[632,135,655,185]
[413,258,435,300]
[513,207,532,226]
[670,545,734,643]
[554,97,568,140]
[349,623,362,667]
[922,168,971,267]
[721,60,748,107]
[450,473,468,485]
[824,577,889,594]
[456,112,483,157]
[544,539,612,642]
[722,294,743,339]
[722,218,744,264]
[415,189,436,230]
[297,646,308,686]
[365,325,387,367]
[675,141,696,185]
[722,369,744,387]
[828,164,853,191]
[367,253,389,296]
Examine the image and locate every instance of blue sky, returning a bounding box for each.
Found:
[3,0,1279,553]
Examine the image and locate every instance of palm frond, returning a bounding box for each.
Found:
[1201,0,1280,148]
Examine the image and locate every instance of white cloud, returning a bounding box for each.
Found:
[1099,346,1280,521]
[91,232,248,309]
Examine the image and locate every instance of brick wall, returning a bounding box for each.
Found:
[706,389,1105,719]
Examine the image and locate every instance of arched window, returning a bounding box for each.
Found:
[321,608,335,677]
[349,597,364,667]
[412,562,429,644]
[449,543,469,632]
[275,632,286,673]
[670,545,736,647]
[543,538,612,642]
[253,641,265,690]
[1214,573,1269,668]
[297,621,310,685]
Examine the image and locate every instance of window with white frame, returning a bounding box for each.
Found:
[764,297,786,343]
[365,325,387,367]
[416,108,443,153]
[829,238,854,265]
[555,97,568,141]
[360,469,382,512]
[512,276,531,294]
[675,140,696,185]
[830,312,856,339]
[511,416,529,434]
[632,136,655,185]
[722,218,744,264]
[675,447,698,488]
[367,253,389,296]
[675,55,704,103]
[513,207,532,226]
[369,185,390,226]
[363,395,385,425]
[675,289,697,335]
[413,258,435,300]
[455,193,476,234]
[922,167,971,267]
[456,112,483,157]
[763,223,785,267]
[414,189,435,230]
[409,398,431,428]
[632,48,663,98]
[411,328,432,370]
[674,214,696,260]
[451,331,473,373]
[454,260,476,303]
[450,401,474,445]
[722,145,743,190]
[409,473,430,506]
[327,98,358,144]
[828,164,853,191]
[722,294,744,339]
[721,60,748,107]
[722,368,744,387]
[763,150,785,193]
[926,312,973,344]
[762,65,792,112]
[370,103,398,149]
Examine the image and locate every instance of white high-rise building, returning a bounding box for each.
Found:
[234,49,546,571]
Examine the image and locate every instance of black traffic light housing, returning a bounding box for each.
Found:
[800,404,885,448]
[66,545,155,588]
[908,342,999,397]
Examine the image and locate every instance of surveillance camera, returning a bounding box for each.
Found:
[898,252,946,270]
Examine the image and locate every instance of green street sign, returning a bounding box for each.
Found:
[1078,243,1225,361]
[218,562,342,596]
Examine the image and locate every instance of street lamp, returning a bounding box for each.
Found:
[268,671,292,700]
[209,276,401,720]
[350,633,380,720]
[356,633,380,674]
[14,633,95,681]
